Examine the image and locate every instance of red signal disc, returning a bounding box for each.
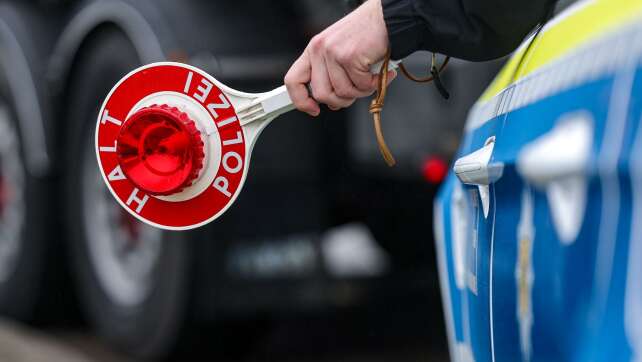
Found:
[95,62,247,230]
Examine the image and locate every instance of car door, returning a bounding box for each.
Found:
[436,2,642,362]
[435,104,502,362]
[484,5,642,362]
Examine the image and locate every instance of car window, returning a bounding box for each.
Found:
[554,0,580,14]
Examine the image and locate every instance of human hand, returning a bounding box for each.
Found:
[284,0,394,116]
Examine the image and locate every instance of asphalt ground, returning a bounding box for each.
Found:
[0,319,88,362]
[0,301,449,361]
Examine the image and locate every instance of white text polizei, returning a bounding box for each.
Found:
[184,71,244,198]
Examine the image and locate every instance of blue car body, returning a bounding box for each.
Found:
[434,1,642,361]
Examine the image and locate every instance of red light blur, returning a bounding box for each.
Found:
[421,156,449,184]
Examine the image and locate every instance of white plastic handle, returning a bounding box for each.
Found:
[236,59,401,126]
[371,59,401,74]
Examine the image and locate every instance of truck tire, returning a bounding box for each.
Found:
[0,93,49,321]
[63,27,191,358]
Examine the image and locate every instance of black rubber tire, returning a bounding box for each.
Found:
[0,92,50,321]
[63,27,191,359]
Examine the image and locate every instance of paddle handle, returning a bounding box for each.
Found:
[237,60,400,126]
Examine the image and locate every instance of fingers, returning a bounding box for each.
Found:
[285,0,390,115]
[284,52,320,116]
[309,45,355,110]
[386,69,397,85]
[286,35,395,114]
[347,66,378,93]
[325,55,375,99]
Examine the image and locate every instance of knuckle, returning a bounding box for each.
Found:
[358,77,377,91]
[314,90,331,104]
[292,99,304,110]
[332,99,348,109]
[334,89,347,98]
[335,49,352,65]
[338,100,353,109]
[351,75,369,89]
[334,86,353,99]
[327,42,342,59]
[309,35,326,53]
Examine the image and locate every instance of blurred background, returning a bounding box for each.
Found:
[0,0,503,360]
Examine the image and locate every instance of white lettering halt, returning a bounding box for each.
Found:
[99,141,117,153]
[101,109,122,126]
[107,165,126,181]
[126,188,149,214]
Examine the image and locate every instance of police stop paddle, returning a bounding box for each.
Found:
[96,61,396,230]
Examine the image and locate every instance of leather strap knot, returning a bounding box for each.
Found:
[369,50,395,166]
[369,51,450,167]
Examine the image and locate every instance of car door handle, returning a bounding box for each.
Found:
[453,136,503,218]
[517,114,592,186]
[454,136,503,186]
[516,113,593,243]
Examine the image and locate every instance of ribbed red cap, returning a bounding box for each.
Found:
[116,104,204,195]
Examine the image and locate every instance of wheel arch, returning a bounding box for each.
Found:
[0,10,51,177]
[48,0,169,89]
[46,0,174,172]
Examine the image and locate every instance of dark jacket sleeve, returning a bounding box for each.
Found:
[382,0,555,61]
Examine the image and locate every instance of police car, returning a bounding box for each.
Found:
[434,0,642,360]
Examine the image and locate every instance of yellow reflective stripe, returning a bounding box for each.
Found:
[466,16,642,131]
[517,0,642,78]
[479,0,642,102]
[479,36,533,102]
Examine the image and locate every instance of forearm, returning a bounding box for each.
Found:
[382,0,556,61]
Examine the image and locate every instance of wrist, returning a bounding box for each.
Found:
[365,0,390,56]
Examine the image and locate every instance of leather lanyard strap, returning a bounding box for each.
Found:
[369,51,450,166]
